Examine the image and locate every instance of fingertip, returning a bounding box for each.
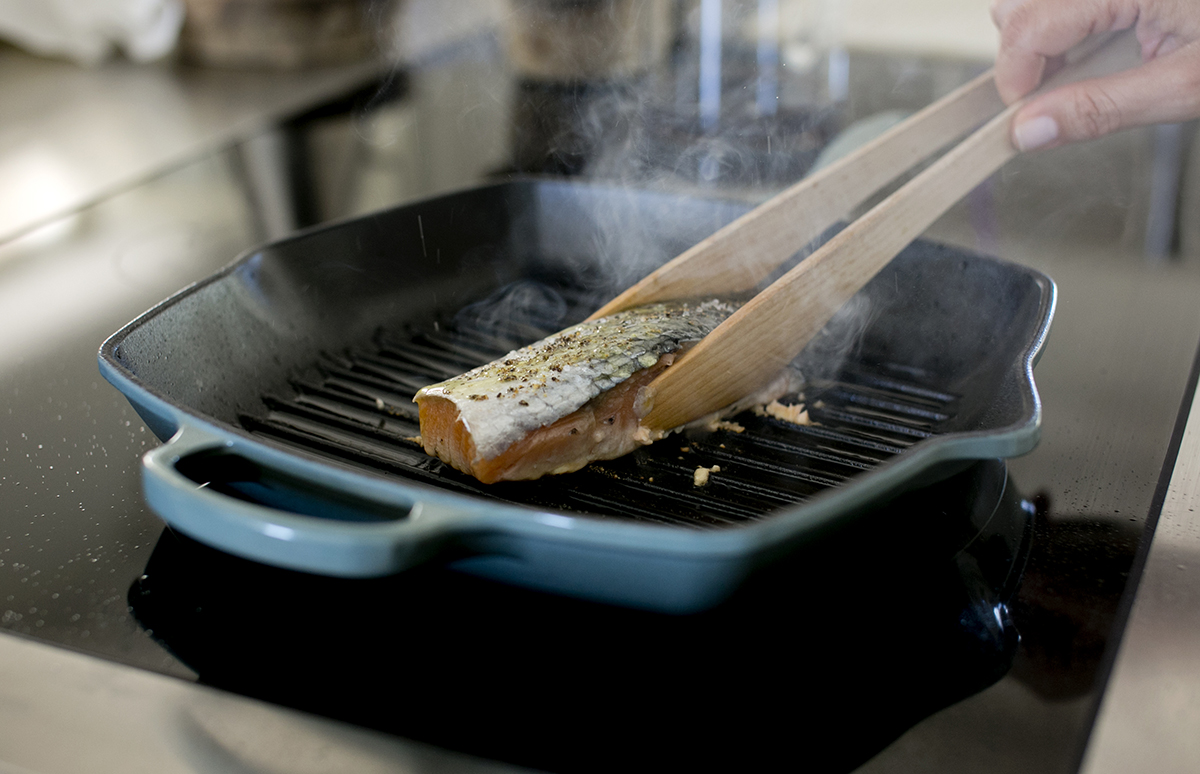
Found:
[989,0,1009,28]
[1012,113,1059,152]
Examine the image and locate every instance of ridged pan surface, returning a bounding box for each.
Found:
[98,179,1055,612]
[246,291,950,529]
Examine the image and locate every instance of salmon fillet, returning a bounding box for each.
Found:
[415,298,790,483]
[417,351,677,483]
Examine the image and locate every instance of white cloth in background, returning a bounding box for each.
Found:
[0,0,184,65]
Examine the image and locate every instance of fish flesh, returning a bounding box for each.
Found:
[416,298,754,483]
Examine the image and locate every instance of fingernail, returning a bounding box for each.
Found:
[1013,115,1059,152]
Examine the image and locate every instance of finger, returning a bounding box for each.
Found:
[990,0,1027,31]
[993,0,1140,103]
[1011,42,1200,151]
[994,42,1048,104]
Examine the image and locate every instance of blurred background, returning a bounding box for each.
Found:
[4,0,1189,258]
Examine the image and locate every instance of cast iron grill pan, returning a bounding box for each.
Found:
[99,179,1053,611]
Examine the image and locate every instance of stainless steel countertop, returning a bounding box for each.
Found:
[0,43,385,245]
[1081,361,1200,772]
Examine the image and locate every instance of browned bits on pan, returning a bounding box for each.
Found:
[519,400,529,406]
[469,394,487,401]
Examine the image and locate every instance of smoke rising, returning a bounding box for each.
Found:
[463,0,873,381]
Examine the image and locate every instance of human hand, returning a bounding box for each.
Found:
[991,0,1200,151]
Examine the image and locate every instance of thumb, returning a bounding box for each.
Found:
[1011,42,1200,151]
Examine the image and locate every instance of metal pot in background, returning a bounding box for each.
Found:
[504,0,842,186]
[505,0,671,174]
[505,0,672,81]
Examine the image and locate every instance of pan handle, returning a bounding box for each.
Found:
[141,425,462,576]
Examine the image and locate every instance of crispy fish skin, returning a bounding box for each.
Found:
[415,298,740,482]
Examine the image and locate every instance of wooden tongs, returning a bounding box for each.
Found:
[590,31,1137,433]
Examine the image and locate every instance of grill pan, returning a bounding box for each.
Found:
[99,179,1054,612]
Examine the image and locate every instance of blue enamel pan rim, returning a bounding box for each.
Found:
[98,281,1055,549]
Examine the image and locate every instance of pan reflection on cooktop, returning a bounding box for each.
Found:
[129,459,1032,774]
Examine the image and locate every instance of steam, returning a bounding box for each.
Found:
[454,279,569,340]
[794,292,875,381]
[460,0,870,379]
